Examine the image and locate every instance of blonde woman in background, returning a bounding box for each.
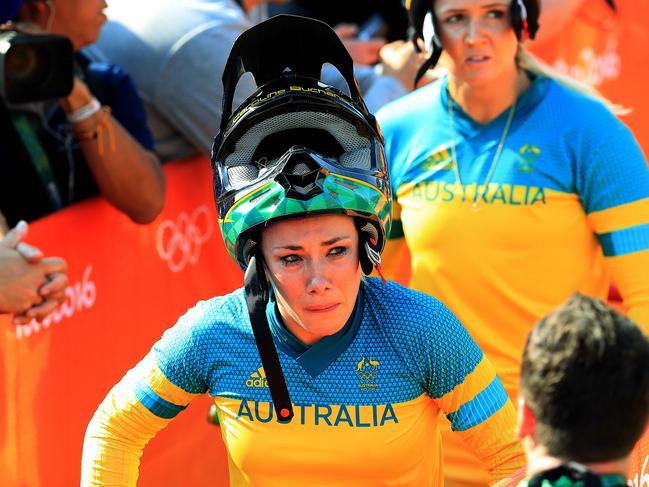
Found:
[376,0,649,485]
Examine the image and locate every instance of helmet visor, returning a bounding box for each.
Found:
[214,104,386,211]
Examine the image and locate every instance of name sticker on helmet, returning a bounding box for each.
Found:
[255,89,286,102]
[230,90,288,125]
[289,86,340,98]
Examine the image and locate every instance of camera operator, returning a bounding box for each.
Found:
[0,0,165,231]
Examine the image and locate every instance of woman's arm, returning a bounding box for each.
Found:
[578,113,649,334]
[422,303,525,484]
[81,354,202,485]
[437,355,525,485]
[82,302,212,485]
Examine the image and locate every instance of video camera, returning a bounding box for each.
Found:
[0,30,74,104]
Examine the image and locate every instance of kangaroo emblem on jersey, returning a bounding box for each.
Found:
[422,148,454,172]
[356,356,380,392]
[517,144,541,174]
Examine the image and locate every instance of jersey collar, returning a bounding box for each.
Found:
[266,284,364,378]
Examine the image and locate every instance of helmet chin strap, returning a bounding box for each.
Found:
[243,249,294,422]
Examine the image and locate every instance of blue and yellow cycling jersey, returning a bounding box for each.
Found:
[81,278,524,486]
[377,74,649,396]
[376,74,649,486]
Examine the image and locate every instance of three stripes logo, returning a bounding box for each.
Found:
[245,366,268,388]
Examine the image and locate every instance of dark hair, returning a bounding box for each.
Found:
[520,293,649,462]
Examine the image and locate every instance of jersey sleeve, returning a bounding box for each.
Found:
[417,299,525,484]
[578,112,649,333]
[81,303,210,486]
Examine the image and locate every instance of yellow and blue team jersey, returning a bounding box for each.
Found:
[376,74,649,485]
[81,278,524,486]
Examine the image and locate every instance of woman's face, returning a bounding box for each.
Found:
[49,0,107,50]
[434,0,519,86]
[260,214,362,346]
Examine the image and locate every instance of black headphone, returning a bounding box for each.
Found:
[407,0,617,88]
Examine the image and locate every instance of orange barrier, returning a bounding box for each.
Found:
[0,156,233,486]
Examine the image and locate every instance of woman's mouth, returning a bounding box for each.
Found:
[305,303,339,313]
[466,55,490,64]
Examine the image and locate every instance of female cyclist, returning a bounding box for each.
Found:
[81,15,524,486]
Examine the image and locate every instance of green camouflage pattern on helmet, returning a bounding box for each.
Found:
[219,172,391,266]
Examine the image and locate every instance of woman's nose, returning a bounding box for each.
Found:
[465,18,484,44]
[306,263,331,295]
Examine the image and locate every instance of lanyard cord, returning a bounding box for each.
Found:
[36,106,76,203]
[10,112,63,210]
[448,93,517,210]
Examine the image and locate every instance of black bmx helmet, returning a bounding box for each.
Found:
[210,15,392,424]
[407,0,618,89]
[211,14,392,277]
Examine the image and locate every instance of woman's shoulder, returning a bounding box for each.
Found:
[539,76,618,121]
[174,287,249,336]
[363,277,454,327]
[535,77,637,153]
[361,279,480,366]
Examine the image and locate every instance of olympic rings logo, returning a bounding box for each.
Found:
[156,205,215,273]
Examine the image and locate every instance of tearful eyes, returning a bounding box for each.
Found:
[278,246,350,267]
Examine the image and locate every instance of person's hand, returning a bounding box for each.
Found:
[12,260,68,325]
[2,220,44,263]
[378,39,432,90]
[334,23,386,66]
[0,221,68,324]
[0,244,48,315]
